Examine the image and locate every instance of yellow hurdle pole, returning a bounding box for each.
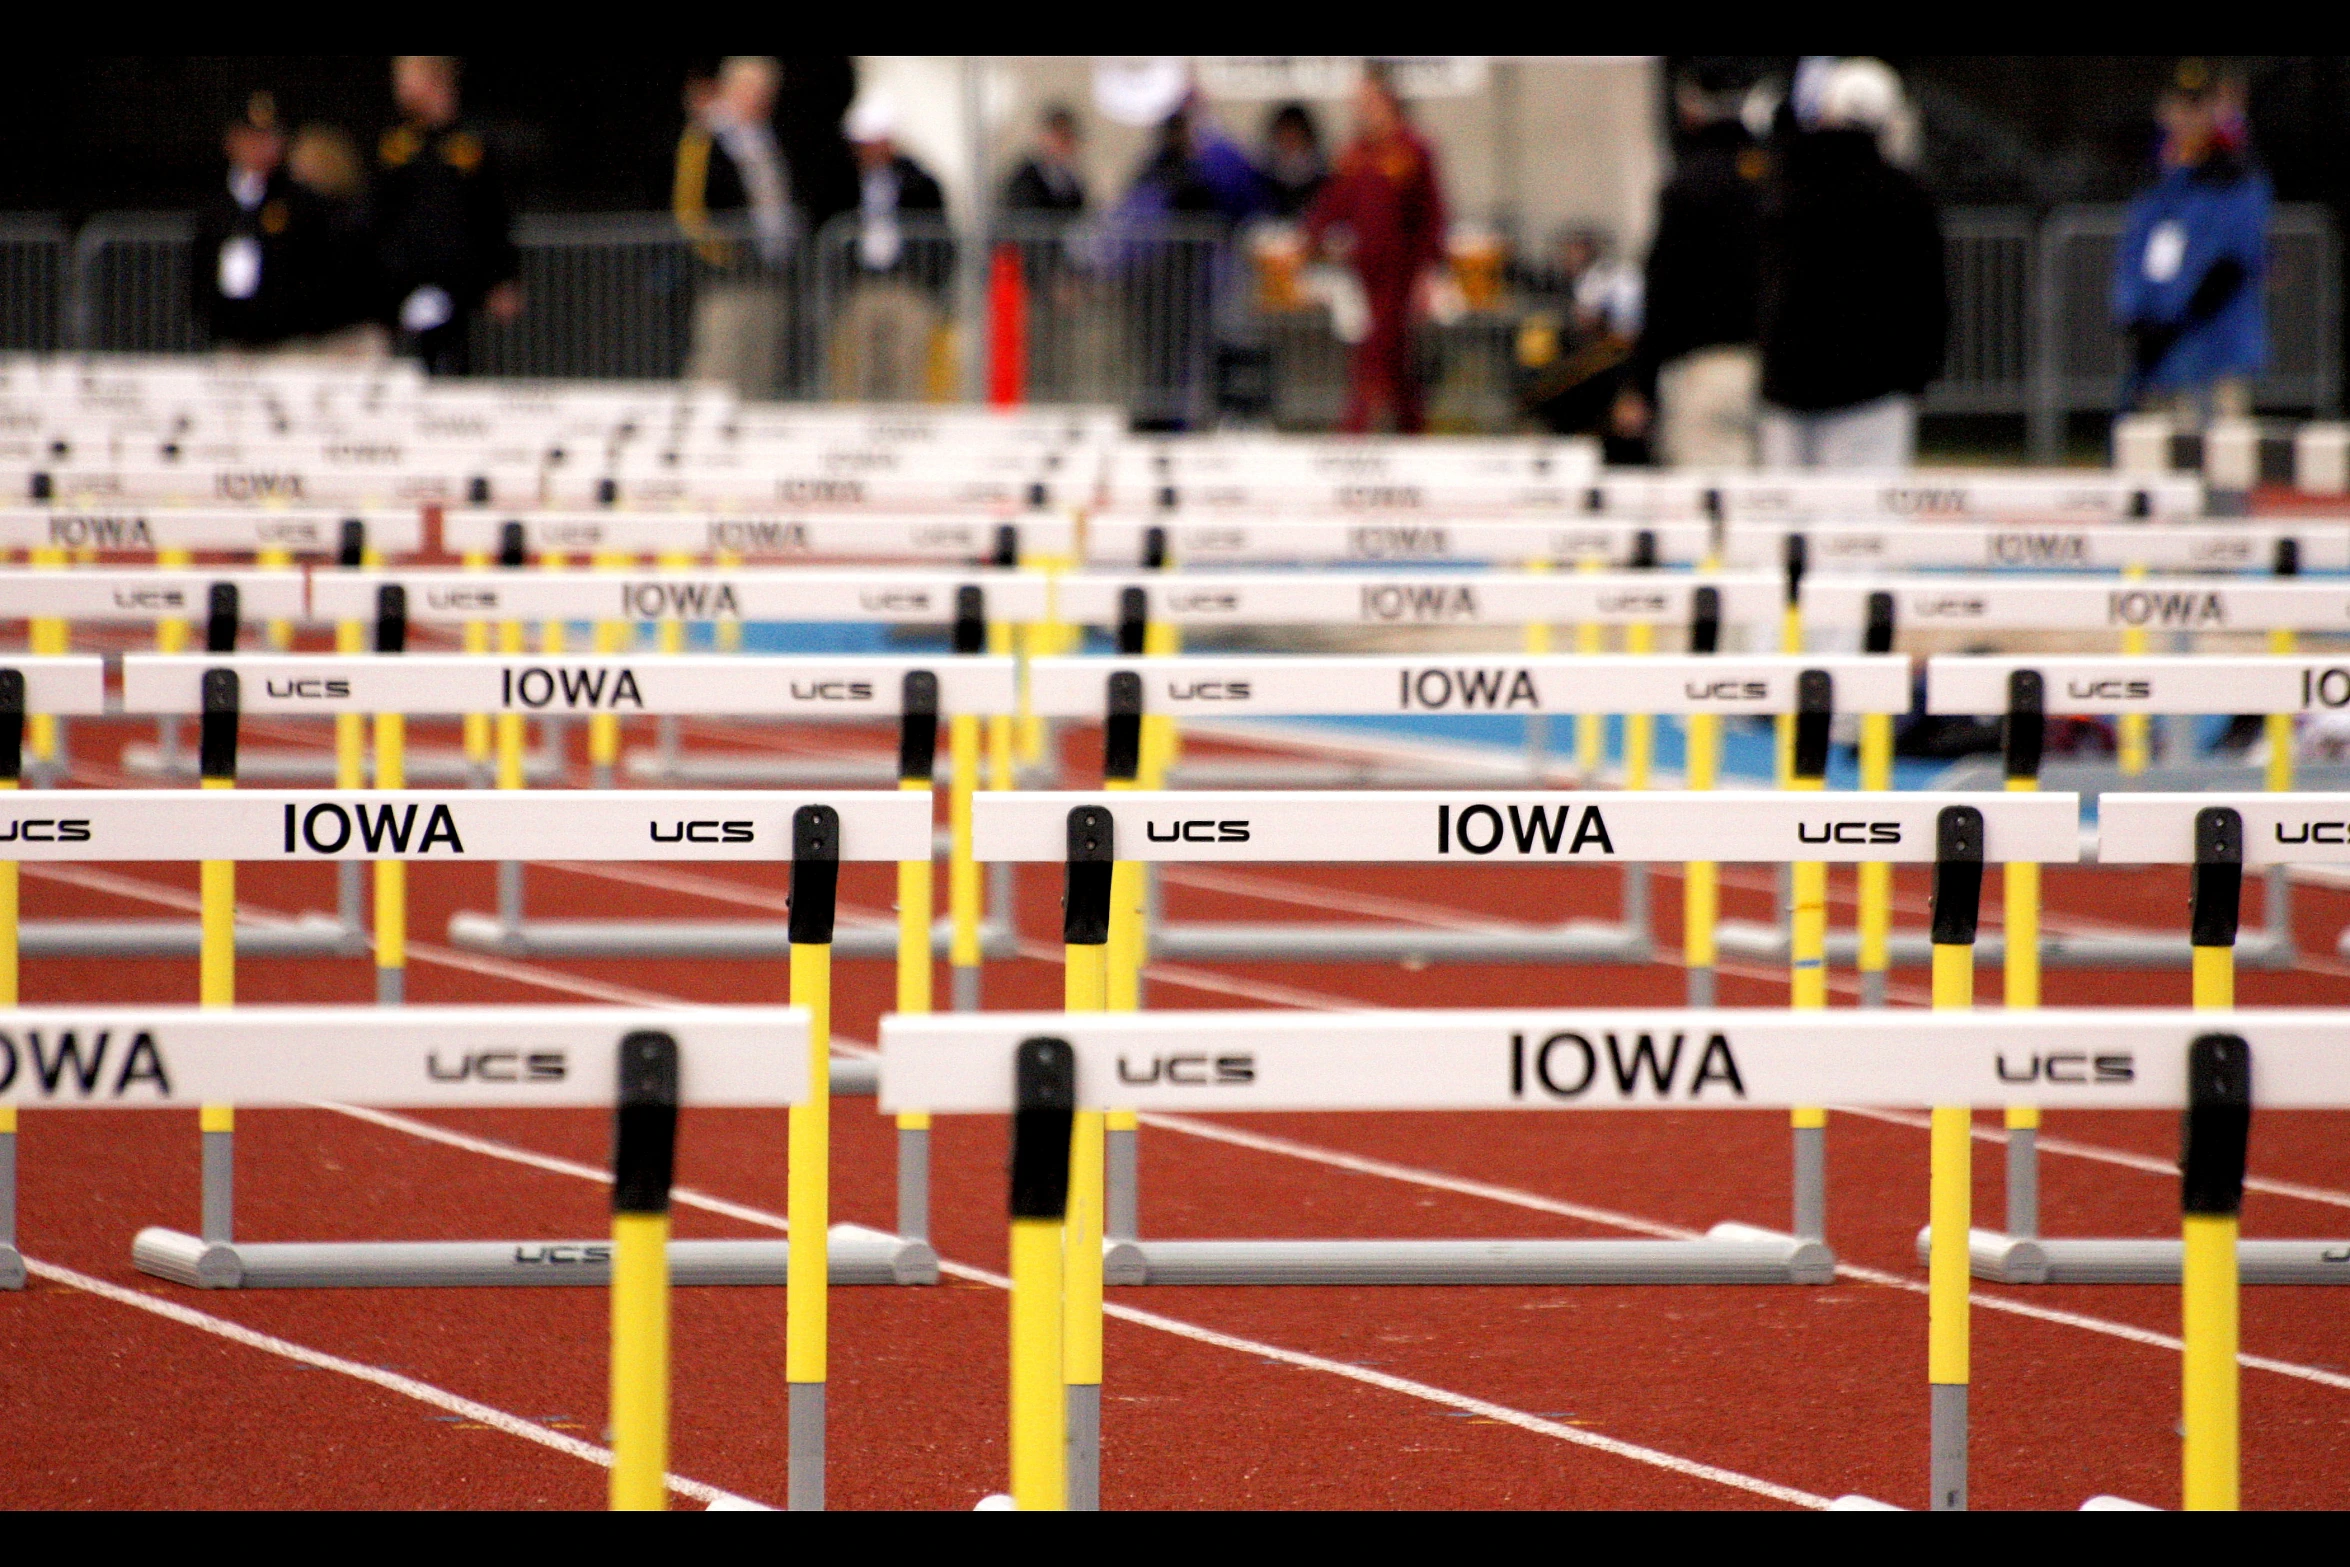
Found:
[1997,670,2045,1235]
[715,548,743,651]
[257,546,294,648]
[1776,537,1807,790]
[197,670,240,1246]
[1059,804,1113,1511]
[1522,560,1553,779]
[948,711,982,1009]
[2183,812,2245,1508]
[2119,563,2149,774]
[0,668,25,1006]
[1008,1036,1076,1511]
[2183,812,2246,1510]
[1786,671,1830,1240]
[1926,804,1985,1512]
[608,1031,679,1512]
[461,551,492,775]
[27,545,65,771]
[1856,589,1897,1010]
[1099,674,1145,1249]
[1574,556,1602,778]
[370,584,410,1007]
[988,618,1016,792]
[589,551,628,788]
[1683,585,1724,1005]
[785,805,839,1512]
[2182,1026,2250,1512]
[894,673,940,1243]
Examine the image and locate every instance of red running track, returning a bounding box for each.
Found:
[2,716,2348,1510]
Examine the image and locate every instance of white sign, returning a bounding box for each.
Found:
[1927,656,2336,715]
[312,569,1052,625]
[879,1007,2344,1114]
[0,790,932,862]
[122,654,1019,718]
[0,655,107,713]
[2099,793,2350,865]
[1725,520,2344,575]
[0,568,306,621]
[1084,516,1714,568]
[1713,474,2203,522]
[1025,654,1911,718]
[0,1005,805,1109]
[971,790,2080,865]
[1055,571,1782,629]
[1806,576,2350,634]
[0,507,423,556]
[442,510,1075,562]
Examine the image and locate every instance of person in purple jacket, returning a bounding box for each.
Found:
[2112,60,2272,424]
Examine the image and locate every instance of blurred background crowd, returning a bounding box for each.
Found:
[2,55,2341,465]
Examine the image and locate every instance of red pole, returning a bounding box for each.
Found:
[988,243,1027,407]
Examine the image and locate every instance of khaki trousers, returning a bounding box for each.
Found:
[1656,345,1760,469]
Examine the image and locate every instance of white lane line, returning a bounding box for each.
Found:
[323,1104,1824,1509]
[19,1256,759,1509]
[1837,1104,2350,1212]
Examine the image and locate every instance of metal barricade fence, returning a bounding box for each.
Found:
[70,213,200,355]
[0,215,69,352]
[1926,209,2037,417]
[33,206,2344,439]
[469,213,704,383]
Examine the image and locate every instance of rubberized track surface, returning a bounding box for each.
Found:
[5,716,2349,1510]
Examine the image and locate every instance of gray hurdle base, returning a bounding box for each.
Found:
[132,1225,936,1289]
[1104,1223,1834,1287]
[127,1054,939,1291]
[1917,1228,2350,1286]
[120,742,557,787]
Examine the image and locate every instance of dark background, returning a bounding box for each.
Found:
[6,56,2346,222]
[0,55,860,222]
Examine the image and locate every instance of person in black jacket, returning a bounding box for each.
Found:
[830,93,950,399]
[675,56,794,395]
[1757,58,1945,468]
[374,56,521,376]
[192,93,318,350]
[1615,59,1767,467]
[1003,104,1087,217]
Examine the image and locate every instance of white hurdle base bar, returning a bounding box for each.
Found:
[22,916,366,958]
[1712,922,2295,970]
[1917,1227,2350,1285]
[120,743,557,786]
[132,1223,936,1288]
[1103,1224,1833,1286]
[445,911,1020,962]
[1150,919,1650,965]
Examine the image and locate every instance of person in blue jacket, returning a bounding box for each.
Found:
[2111,60,2271,422]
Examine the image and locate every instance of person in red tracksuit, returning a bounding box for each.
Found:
[1305,69,1449,433]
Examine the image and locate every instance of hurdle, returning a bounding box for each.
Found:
[0,1003,801,1511]
[0,783,929,1283]
[1935,789,2350,1288]
[884,1003,2308,1511]
[1023,652,1908,975]
[971,789,2077,1289]
[1719,516,2350,576]
[308,568,1044,990]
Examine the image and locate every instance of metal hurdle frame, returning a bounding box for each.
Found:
[0,782,932,1302]
[0,1004,802,1513]
[971,789,2076,1290]
[306,567,1044,982]
[1940,788,2350,1287]
[886,1002,2301,1512]
[1718,569,2350,970]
